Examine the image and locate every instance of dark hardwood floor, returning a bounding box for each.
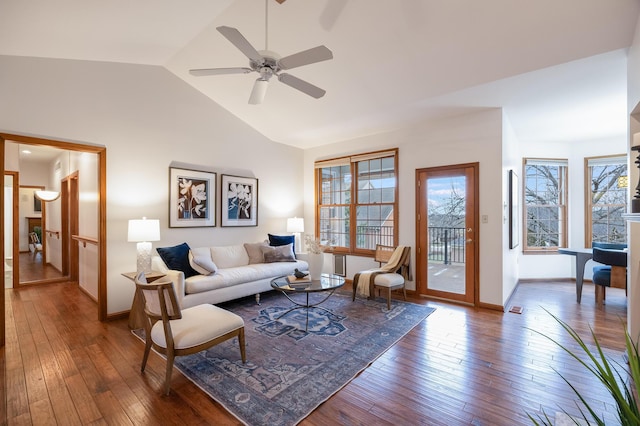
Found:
[1,279,629,425]
[18,252,65,283]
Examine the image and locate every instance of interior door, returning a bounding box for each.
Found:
[68,172,79,283]
[416,163,479,304]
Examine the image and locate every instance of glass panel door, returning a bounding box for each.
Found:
[426,175,466,294]
[417,164,477,304]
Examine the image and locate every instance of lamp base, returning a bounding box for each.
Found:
[293,232,302,254]
[136,241,153,275]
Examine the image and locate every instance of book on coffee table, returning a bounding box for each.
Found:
[286,274,311,287]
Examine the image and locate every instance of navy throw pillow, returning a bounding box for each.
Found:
[156,242,199,278]
[268,233,295,256]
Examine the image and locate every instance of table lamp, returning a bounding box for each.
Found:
[287,217,304,254]
[128,217,160,274]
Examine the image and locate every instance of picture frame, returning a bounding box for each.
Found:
[508,170,519,249]
[33,194,42,213]
[221,174,258,227]
[169,167,216,228]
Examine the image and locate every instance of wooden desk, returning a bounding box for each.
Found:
[122,271,166,329]
[557,248,592,303]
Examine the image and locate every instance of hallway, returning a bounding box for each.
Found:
[4,252,64,288]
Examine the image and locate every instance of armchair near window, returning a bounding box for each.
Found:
[591,247,627,307]
[352,245,411,310]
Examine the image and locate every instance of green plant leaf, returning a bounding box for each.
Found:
[526,308,640,425]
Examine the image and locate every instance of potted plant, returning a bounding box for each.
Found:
[304,235,327,279]
[528,310,640,425]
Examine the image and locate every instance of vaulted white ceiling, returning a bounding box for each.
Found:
[2,0,638,148]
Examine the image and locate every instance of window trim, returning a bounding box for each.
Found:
[584,154,628,246]
[523,157,568,253]
[314,148,399,256]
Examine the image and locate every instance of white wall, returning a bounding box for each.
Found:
[627,12,640,340]
[76,151,99,299]
[304,108,506,307]
[3,176,13,260]
[518,136,627,282]
[502,113,520,303]
[0,55,305,314]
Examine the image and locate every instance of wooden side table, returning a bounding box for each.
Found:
[122,271,166,329]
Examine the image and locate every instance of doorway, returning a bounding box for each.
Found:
[416,163,479,305]
[1,133,107,348]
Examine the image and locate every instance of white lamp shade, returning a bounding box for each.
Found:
[128,218,160,242]
[287,217,305,233]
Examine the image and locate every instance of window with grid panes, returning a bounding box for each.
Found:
[586,155,627,245]
[315,149,398,254]
[524,158,568,251]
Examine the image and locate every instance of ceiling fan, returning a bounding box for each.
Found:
[189,0,333,104]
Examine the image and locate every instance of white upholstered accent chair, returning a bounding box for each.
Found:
[134,272,246,395]
[352,245,411,310]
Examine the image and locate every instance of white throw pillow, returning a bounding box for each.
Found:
[210,245,249,269]
[188,247,218,275]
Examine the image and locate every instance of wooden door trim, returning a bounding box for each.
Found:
[6,172,20,289]
[1,133,107,349]
[415,162,480,305]
[63,171,80,282]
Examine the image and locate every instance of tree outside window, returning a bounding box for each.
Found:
[524,159,568,251]
[586,155,627,245]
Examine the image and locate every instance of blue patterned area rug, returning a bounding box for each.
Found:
[153,290,434,425]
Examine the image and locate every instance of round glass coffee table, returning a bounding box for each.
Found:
[270,273,345,330]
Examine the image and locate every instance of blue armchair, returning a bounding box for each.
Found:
[592,246,627,306]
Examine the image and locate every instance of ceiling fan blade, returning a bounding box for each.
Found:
[189,67,253,76]
[278,73,326,99]
[249,79,269,105]
[217,26,264,64]
[278,46,333,70]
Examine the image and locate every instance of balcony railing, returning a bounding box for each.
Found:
[428,226,466,264]
[326,225,466,263]
[356,225,394,249]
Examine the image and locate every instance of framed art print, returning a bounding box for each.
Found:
[221,174,258,227]
[169,167,216,227]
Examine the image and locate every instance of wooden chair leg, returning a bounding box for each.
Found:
[164,352,175,395]
[238,327,246,363]
[402,285,406,301]
[387,288,392,310]
[141,338,152,372]
[595,285,605,307]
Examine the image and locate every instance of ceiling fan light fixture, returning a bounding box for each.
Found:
[249,78,269,105]
[190,1,332,102]
[35,190,61,202]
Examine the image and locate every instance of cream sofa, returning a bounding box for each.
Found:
[152,242,308,308]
